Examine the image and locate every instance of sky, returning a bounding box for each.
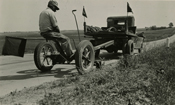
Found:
[0,0,175,32]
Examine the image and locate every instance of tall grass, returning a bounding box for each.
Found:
[119,44,175,105]
[37,43,175,105]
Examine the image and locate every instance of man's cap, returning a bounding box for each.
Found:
[48,0,59,10]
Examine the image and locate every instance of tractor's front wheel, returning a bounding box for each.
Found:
[75,40,95,75]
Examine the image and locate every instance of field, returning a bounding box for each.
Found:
[0,27,175,55]
[141,28,175,42]
[1,32,175,104]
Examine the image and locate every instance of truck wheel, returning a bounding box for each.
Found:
[123,40,134,55]
[75,40,95,75]
[126,40,134,55]
[34,42,54,72]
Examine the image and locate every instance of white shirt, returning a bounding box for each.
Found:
[39,8,58,32]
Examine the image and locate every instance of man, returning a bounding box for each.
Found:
[39,0,74,62]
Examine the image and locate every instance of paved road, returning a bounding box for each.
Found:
[0,50,121,97]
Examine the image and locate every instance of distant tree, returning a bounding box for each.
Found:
[145,27,149,30]
[169,22,174,28]
[150,25,157,30]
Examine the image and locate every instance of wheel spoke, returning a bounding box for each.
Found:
[42,57,52,66]
[42,47,46,55]
[85,51,90,57]
[82,48,91,69]
[82,48,91,62]
[42,57,46,64]
[47,47,52,55]
[45,58,50,65]
[82,55,90,62]
[40,46,53,66]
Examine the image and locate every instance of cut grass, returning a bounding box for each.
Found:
[1,42,175,105]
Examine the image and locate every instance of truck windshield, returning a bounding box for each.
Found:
[118,22,125,25]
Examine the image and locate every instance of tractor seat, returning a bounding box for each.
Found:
[40,33,57,42]
[41,36,57,42]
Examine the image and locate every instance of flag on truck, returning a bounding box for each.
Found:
[127,2,133,13]
[82,6,87,18]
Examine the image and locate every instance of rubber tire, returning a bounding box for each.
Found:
[123,40,134,55]
[34,42,54,72]
[75,40,95,75]
[126,40,134,55]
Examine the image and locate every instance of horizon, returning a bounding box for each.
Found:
[0,28,148,33]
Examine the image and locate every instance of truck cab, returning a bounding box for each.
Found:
[84,15,144,55]
[106,16,136,34]
[84,16,137,36]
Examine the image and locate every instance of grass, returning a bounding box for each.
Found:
[1,42,175,105]
[138,27,175,42]
[38,42,175,105]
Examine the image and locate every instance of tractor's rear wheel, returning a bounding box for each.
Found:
[75,40,95,75]
[34,42,54,72]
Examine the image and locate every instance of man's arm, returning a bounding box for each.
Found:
[49,11,60,33]
[53,26,60,33]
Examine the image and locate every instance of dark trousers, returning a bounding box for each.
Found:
[41,32,73,57]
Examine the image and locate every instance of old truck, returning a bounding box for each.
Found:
[74,15,145,74]
[83,16,144,57]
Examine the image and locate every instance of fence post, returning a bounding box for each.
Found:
[167,37,170,48]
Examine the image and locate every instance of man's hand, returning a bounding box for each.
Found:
[53,26,60,33]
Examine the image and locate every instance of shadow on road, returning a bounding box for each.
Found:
[0,67,77,81]
[0,52,122,81]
